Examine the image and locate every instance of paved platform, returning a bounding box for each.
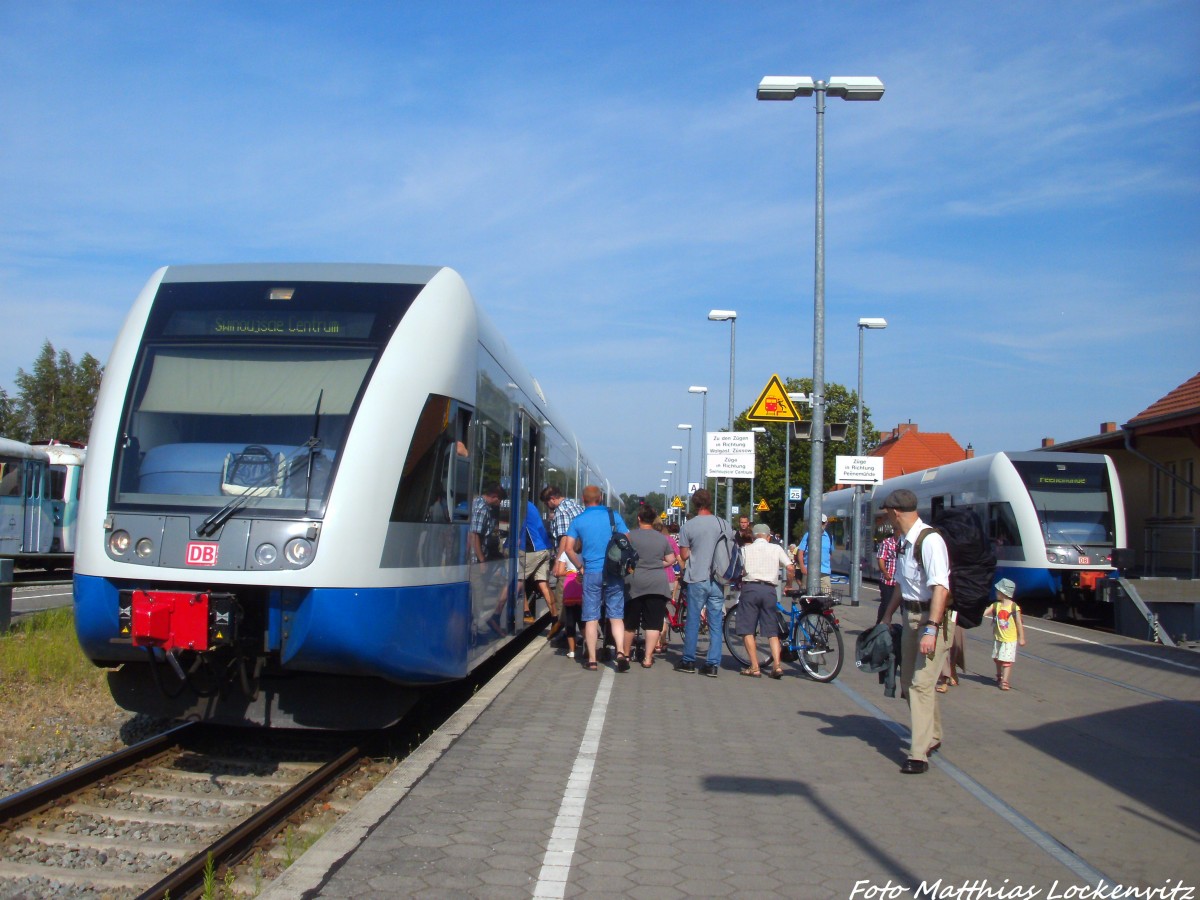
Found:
[261,593,1200,899]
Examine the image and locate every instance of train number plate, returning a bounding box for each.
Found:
[1078,556,1089,565]
[186,541,220,566]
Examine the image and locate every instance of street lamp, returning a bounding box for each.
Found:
[677,425,693,497]
[688,386,708,498]
[851,317,887,607]
[670,446,684,500]
[758,74,885,595]
[708,310,737,520]
[750,426,766,519]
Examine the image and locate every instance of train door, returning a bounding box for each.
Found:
[0,455,25,555]
[22,459,52,554]
[515,411,548,619]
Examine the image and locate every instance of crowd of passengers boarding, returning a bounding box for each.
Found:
[522,485,1028,776]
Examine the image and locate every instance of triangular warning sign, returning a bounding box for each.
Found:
[756,499,770,511]
[747,374,801,423]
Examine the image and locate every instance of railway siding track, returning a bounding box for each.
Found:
[0,722,365,898]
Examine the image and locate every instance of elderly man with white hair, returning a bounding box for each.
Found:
[736,524,798,679]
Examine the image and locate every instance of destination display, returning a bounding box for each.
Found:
[163,309,376,339]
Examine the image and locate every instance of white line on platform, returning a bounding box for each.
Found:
[835,677,1114,888]
[533,668,614,899]
[1018,621,1200,672]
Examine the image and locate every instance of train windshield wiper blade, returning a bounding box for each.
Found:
[195,438,321,538]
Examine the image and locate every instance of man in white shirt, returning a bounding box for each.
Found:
[878,489,950,775]
[736,524,797,679]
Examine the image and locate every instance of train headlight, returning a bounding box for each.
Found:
[254,543,279,567]
[135,538,155,558]
[109,530,131,555]
[284,537,314,566]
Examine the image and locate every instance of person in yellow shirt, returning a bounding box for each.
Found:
[988,578,1026,690]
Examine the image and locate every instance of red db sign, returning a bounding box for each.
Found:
[185,542,219,567]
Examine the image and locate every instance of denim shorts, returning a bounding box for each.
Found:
[582,570,626,622]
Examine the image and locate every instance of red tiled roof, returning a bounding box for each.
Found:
[1127,372,1200,425]
[870,425,967,479]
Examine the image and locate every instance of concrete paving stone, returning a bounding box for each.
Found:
[575,857,634,878]
[627,850,681,871]
[626,886,688,900]
[476,866,534,887]
[364,874,428,893]
[627,867,688,887]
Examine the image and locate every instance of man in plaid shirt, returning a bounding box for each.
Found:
[875,532,900,623]
[541,485,585,577]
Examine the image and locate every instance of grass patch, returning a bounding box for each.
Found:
[0,607,99,686]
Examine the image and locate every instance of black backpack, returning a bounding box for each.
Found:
[604,509,640,578]
[913,507,996,629]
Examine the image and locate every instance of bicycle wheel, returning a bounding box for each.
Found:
[797,613,844,682]
[723,603,771,669]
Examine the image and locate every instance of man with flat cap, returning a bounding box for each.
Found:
[736,524,798,678]
[878,488,950,774]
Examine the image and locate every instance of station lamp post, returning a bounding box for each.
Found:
[677,425,693,497]
[707,310,737,520]
[670,446,684,500]
[851,317,887,607]
[688,386,708,497]
[758,74,884,595]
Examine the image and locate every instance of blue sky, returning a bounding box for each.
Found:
[2,1,1197,495]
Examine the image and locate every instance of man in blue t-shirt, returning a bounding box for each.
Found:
[566,484,630,672]
[797,514,833,595]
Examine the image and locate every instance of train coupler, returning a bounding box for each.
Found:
[121,589,243,652]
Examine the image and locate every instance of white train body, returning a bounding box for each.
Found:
[74,264,612,727]
[823,451,1126,605]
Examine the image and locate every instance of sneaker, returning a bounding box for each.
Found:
[700,664,719,678]
[674,660,696,674]
[566,650,575,659]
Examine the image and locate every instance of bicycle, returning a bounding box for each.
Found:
[645,591,710,659]
[723,589,844,682]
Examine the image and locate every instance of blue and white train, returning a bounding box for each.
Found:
[0,437,86,565]
[74,264,615,728]
[823,451,1126,609]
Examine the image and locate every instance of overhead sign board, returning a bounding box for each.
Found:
[706,431,756,478]
[746,374,802,423]
[835,456,885,485]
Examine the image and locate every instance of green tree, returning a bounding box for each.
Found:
[8,340,103,443]
[731,377,877,543]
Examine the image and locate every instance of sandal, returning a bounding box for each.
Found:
[641,658,654,669]
[999,680,1011,691]
[585,660,598,671]
[767,667,784,680]
[948,676,959,687]
[739,667,762,678]
[936,681,949,693]
[616,654,630,673]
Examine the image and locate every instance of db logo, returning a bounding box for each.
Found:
[185,542,219,567]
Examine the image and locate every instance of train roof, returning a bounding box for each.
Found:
[0,437,50,461]
[160,263,445,286]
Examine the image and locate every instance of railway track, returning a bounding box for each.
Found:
[0,721,369,898]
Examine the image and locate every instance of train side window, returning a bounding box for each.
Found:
[391,394,462,524]
[988,501,1022,550]
[0,459,22,497]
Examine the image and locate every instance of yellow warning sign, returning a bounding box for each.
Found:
[746,374,801,423]
[671,496,684,508]
[756,499,770,511]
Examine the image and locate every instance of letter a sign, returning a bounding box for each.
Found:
[746,374,801,423]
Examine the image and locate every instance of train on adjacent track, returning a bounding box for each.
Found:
[0,437,86,566]
[822,451,1127,613]
[74,264,615,728]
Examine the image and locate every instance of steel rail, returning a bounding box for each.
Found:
[0,722,198,822]
[136,742,365,900]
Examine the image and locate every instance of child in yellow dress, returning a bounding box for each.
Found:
[989,578,1026,690]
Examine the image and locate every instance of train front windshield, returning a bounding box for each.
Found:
[1010,459,1116,545]
[110,280,420,515]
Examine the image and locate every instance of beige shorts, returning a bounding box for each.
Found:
[520,549,551,582]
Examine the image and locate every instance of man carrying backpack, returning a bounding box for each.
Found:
[566,485,631,672]
[878,488,950,775]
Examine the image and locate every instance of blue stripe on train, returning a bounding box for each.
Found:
[74,574,473,683]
